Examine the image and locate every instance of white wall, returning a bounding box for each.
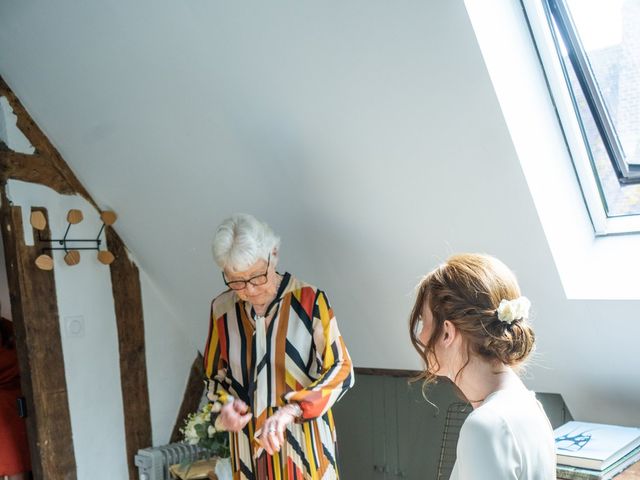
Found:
[0,0,638,431]
[141,267,197,446]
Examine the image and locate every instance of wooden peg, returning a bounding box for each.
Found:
[30,211,47,231]
[97,250,115,265]
[66,209,83,224]
[100,211,117,226]
[35,254,54,271]
[64,250,81,266]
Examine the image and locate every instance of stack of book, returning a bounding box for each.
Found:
[554,421,640,480]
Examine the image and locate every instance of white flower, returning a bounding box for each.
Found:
[208,425,216,437]
[496,296,531,324]
[184,425,199,444]
[212,402,222,413]
[514,296,531,320]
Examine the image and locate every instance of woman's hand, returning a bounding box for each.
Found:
[259,404,302,455]
[216,398,252,433]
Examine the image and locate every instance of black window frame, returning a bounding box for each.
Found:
[544,0,640,185]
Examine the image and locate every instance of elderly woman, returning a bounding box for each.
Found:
[203,213,354,480]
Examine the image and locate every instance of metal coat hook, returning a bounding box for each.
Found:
[30,209,118,270]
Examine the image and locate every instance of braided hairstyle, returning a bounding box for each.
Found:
[409,253,535,386]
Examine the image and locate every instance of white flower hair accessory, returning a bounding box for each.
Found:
[496,296,531,324]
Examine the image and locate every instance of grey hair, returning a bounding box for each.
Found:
[212,213,281,272]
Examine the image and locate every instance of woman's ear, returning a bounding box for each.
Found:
[441,320,457,348]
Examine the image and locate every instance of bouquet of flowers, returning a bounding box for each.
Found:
[180,400,230,459]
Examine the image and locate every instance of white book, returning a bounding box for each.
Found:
[554,421,640,471]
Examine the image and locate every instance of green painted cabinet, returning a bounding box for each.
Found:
[333,372,572,479]
[333,373,462,479]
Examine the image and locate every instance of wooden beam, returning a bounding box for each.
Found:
[354,367,422,378]
[107,228,152,480]
[0,193,42,479]
[0,200,77,479]
[170,353,205,443]
[0,76,96,208]
[0,146,74,195]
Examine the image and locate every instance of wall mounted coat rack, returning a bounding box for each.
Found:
[31,209,117,271]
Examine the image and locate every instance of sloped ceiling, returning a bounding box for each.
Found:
[3,1,640,425]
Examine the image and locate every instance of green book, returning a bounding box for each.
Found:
[556,445,640,480]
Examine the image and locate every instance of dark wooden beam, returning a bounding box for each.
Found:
[0,77,96,208]
[0,146,74,195]
[354,367,421,378]
[170,353,205,443]
[0,200,77,479]
[107,228,152,480]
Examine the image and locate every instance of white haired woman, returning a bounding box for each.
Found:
[203,213,354,480]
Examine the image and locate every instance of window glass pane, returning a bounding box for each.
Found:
[566,0,640,168]
[551,0,640,217]
[565,63,640,216]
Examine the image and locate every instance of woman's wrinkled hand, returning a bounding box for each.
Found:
[259,404,300,455]
[216,398,252,433]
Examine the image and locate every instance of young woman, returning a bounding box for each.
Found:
[409,253,555,479]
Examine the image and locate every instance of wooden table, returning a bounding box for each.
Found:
[616,460,640,479]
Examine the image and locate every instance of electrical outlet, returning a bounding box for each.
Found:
[64,315,85,338]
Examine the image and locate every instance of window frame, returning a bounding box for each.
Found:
[546,0,640,184]
[521,0,640,235]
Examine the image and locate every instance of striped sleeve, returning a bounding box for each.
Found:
[203,298,234,400]
[283,290,354,420]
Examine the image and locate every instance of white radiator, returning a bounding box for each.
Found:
[135,442,211,480]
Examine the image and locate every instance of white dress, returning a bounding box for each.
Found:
[449,388,556,480]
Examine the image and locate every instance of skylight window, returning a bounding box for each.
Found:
[537,0,640,223]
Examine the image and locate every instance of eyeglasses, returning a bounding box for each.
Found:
[222,254,271,291]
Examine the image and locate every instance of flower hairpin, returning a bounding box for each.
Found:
[496,296,531,324]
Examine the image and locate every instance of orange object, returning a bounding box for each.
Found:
[35,254,54,271]
[97,250,115,265]
[100,211,117,226]
[29,211,47,231]
[66,209,83,224]
[64,251,80,266]
[0,318,31,476]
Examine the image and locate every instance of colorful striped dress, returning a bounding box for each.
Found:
[203,273,354,480]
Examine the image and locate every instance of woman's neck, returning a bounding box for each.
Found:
[251,274,283,317]
[454,358,524,408]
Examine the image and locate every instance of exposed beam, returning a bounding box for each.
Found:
[0,145,74,195]
[107,228,152,480]
[0,201,77,479]
[170,353,205,443]
[0,77,96,208]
